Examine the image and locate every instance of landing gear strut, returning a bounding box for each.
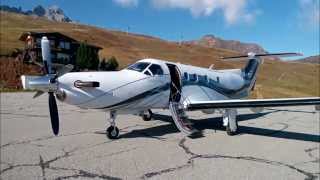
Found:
[106,111,119,139]
[223,109,238,136]
[142,109,153,121]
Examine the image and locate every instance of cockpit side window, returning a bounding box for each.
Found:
[144,70,151,76]
[127,62,150,72]
[149,64,164,75]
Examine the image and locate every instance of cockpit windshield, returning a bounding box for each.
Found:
[127,62,150,72]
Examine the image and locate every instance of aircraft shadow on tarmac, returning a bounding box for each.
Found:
[120,110,320,143]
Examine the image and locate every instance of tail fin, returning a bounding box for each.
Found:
[243,58,260,81]
[222,52,303,90]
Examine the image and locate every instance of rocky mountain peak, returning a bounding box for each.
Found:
[0,4,72,22]
[184,34,267,54]
[45,5,71,22]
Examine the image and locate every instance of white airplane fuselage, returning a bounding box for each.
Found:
[57,58,254,114]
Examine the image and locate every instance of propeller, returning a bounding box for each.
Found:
[41,36,60,136]
[24,37,74,135]
[49,92,59,135]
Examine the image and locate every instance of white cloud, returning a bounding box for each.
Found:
[113,0,139,7]
[298,0,320,28]
[112,0,258,24]
[150,0,257,24]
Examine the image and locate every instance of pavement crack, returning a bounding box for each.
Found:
[141,138,195,179]
[1,149,74,175]
[142,137,319,180]
[0,163,35,174]
[304,147,320,163]
[194,154,318,179]
[39,155,47,180]
[54,169,122,180]
[0,131,92,149]
[93,147,139,159]
[1,148,121,180]
[142,161,192,179]
[178,138,198,157]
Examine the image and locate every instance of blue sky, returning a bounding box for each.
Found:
[2,0,320,57]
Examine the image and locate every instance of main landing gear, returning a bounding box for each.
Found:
[223,109,238,136]
[142,109,153,121]
[106,111,119,139]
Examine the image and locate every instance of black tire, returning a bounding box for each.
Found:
[142,109,153,121]
[106,126,119,139]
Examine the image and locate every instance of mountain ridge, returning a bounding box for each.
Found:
[0,4,72,22]
[293,55,320,64]
[183,34,267,54]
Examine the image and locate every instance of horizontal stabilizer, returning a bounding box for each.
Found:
[187,97,320,111]
[222,52,303,61]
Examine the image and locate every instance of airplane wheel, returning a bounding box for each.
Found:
[106,126,119,139]
[142,109,153,121]
[226,121,238,136]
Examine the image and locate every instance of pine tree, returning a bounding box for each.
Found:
[76,43,87,70]
[76,42,100,71]
[106,56,119,71]
[89,49,99,70]
[99,58,107,71]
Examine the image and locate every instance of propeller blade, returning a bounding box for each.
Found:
[48,92,59,135]
[33,91,44,99]
[41,37,52,74]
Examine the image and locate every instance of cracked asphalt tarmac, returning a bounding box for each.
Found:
[1,92,319,180]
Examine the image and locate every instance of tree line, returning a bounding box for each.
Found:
[76,42,119,71]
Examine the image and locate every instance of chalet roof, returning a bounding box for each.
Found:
[19,31,102,50]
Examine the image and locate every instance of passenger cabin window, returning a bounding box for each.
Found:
[184,72,188,80]
[149,64,163,75]
[189,74,197,82]
[127,62,150,72]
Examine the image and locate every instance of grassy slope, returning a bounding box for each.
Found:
[1,11,319,97]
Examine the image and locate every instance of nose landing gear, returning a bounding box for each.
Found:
[106,111,119,139]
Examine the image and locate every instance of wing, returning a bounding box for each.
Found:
[186,97,320,110]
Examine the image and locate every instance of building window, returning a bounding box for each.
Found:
[59,41,71,49]
[65,42,70,49]
[59,41,65,49]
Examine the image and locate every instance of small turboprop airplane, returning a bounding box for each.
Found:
[21,37,320,139]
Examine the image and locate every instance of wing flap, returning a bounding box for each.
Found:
[186,97,320,110]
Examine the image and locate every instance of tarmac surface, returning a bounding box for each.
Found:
[1,92,319,180]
